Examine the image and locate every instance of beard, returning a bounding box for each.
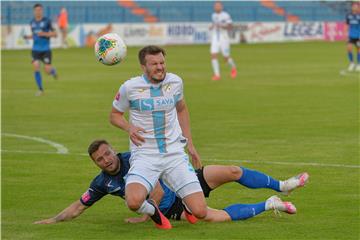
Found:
[150,71,166,82]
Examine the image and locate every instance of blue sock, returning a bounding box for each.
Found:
[34,71,43,91]
[236,167,280,192]
[348,52,353,62]
[223,202,266,220]
[50,68,57,77]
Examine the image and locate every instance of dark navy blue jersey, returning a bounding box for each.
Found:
[80,152,131,206]
[346,13,360,39]
[30,17,54,51]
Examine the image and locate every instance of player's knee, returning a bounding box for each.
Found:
[228,165,242,179]
[125,196,143,211]
[192,206,207,219]
[44,66,52,74]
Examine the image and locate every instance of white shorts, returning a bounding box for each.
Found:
[125,150,202,199]
[211,39,230,57]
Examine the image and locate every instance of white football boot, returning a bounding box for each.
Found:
[348,62,355,71]
[265,195,297,215]
[280,172,309,195]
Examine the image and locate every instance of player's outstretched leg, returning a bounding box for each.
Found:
[265,195,296,214]
[222,195,296,221]
[280,172,309,195]
[236,167,309,195]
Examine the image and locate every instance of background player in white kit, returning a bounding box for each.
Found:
[110,45,207,229]
[210,1,237,81]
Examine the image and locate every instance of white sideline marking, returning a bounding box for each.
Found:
[1,149,359,169]
[2,133,69,154]
[210,159,360,169]
[339,69,360,77]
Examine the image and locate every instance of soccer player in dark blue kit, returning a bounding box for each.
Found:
[24,3,58,96]
[34,140,308,226]
[346,2,360,72]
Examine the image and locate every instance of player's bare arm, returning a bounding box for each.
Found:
[110,107,145,146]
[34,200,88,224]
[37,30,57,38]
[176,99,202,169]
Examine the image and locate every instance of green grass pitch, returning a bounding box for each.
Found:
[2,41,359,239]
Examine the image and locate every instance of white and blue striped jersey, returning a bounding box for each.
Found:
[113,73,186,154]
[211,11,232,42]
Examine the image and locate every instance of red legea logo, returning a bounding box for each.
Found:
[81,191,91,203]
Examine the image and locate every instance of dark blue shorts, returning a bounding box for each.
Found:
[348,38,360,47]
[32,50,52,64]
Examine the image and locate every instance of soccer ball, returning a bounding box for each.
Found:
[94,33,127,66]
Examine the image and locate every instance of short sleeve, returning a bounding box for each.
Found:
[112,84,129,112]
[80,185,106,207]
[174,76,184,103]
[225,12,232,24]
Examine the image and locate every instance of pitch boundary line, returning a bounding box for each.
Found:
[210,158,360,169]
[2,133,69,154]
[1,149,359,169]
[339,69,360,77]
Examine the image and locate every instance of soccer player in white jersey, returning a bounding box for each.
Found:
[110,45,207,229]
[210,1,237,81]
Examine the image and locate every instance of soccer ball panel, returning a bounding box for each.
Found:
[94,33,127,66]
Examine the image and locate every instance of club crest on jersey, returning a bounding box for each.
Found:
[163,84,171,92]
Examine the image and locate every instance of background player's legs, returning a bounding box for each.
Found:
[356,44,360,71]
[347,42,355,71]
[211,53,221,80]
[211,40,221,80]
[44,64,57,79]
[32,60,43,95]
[221,43,237,78]
[43,51,57,79]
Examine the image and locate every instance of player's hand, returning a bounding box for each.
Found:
[128,125,146,146]
[187,144,202,169]
[33,218,57,224]
[23,35,31,40]
[124,215,150,224]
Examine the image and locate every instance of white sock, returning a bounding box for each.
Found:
[136,201,155,215]
[212,59,220,76]
[279,181,284,191]
[227,58,236,69]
